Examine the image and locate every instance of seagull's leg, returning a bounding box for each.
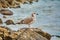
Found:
[28,24,30,28]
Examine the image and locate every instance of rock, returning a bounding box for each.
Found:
[0,19,3,24]
[5,20,15,25]
[0,0,9,8]
[4,36,12,40]
[17,28,48,40]
[0,37,2,40]
[0,26,51,40]
[0,9,13,15]
[33,0,38,2]
[16,0,39,4]
[29,28,51,40]
[16,0,27,4]
[18,28,51,40]
[0,26,11,40]
[3,16,7,18]
[0,0,20,8]
[0,0,38,8]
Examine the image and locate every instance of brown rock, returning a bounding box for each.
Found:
[0,0,20,8]
[0,9,13,15]
[0,0,38,8]
[0,19,3,24]
[30,28,51,40]
[0,3,2,8]
[4,36,12,40]
[0,26,51,40]
[0,26,11,40]
[3,16,7,18]
[0,0,9,8]
[16,0,38,4]
[0,37,2,40]
[17,28,51,40]
[5,20,15,25]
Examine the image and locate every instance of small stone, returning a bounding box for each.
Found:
[5,20,15,25]
[0,9,13,16]
[3,16,7,18]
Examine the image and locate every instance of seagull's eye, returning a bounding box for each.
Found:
[33,13,36,14]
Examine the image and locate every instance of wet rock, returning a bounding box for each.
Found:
[0,19,3,24]
[0,9,13,15]
[5,20,15,25]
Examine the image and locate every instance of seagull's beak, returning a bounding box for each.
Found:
[36,13,38,15]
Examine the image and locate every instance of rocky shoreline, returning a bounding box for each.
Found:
[0,8,51,40]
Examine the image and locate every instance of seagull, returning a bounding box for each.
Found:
[16,13,38,28]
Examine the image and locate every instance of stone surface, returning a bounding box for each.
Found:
[5,20,15,25]
[0,26,51,40]
[0,0,38,8]
[0,0,20,8]
[3,16,7,18]
[0,9,13,15]
[0,19,3,24]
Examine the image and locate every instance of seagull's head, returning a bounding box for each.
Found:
[32,13,38,17]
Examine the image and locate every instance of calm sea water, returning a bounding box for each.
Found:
[0,0,60,40]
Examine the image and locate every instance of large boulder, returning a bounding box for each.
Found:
[18,28,51,40]
[0,26,51,40]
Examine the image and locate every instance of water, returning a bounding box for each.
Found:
[0,0,60,40]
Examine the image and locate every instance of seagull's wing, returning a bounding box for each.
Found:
[22,17,33,24]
